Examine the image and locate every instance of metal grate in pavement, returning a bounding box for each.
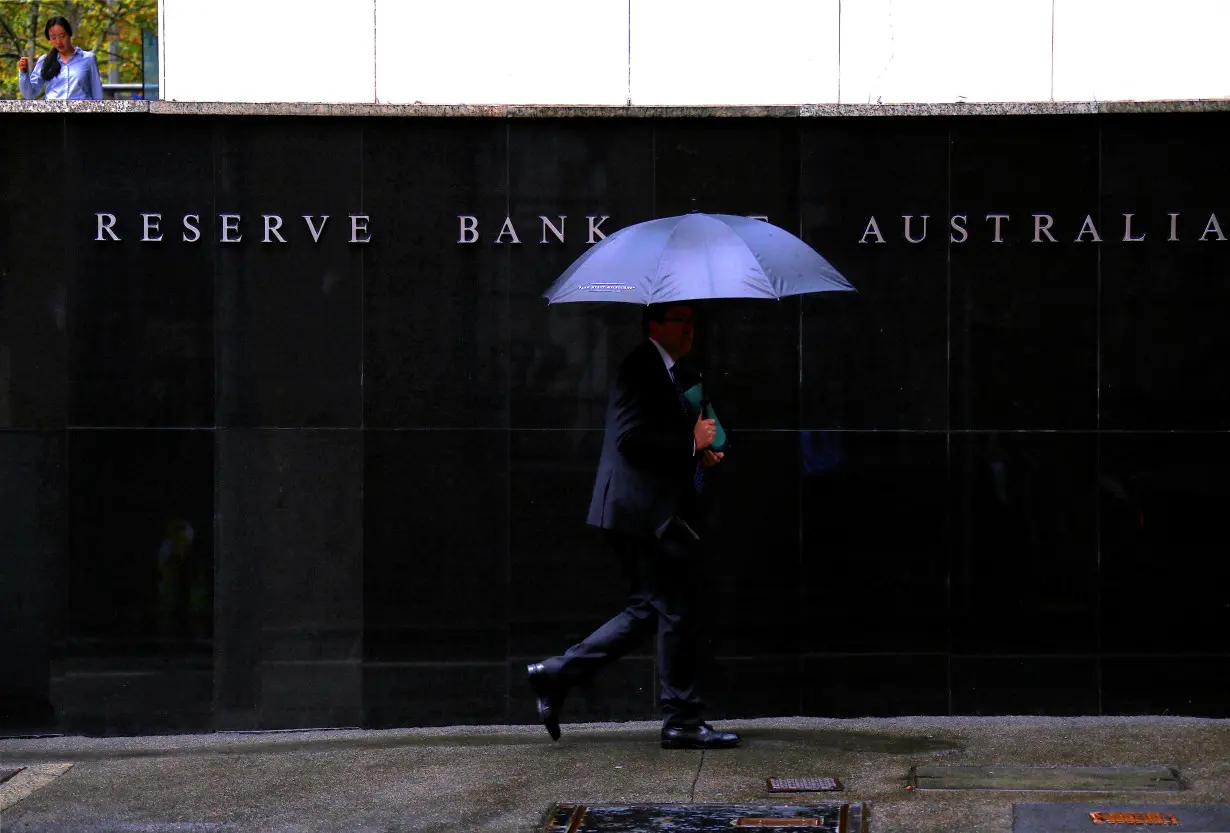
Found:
[767,777,843,793]
[541,802,865,832]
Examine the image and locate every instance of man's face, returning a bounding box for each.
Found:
[650,305,695,360]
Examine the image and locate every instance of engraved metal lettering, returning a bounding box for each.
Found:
[1033,213,1057,243]
[540,215,566,243]
[985,213,1010,243]
[587,214,609,243]
[95,213,120,242]
[182,214,201,242]
[860,216,885,244]
[263,215,287,244]
[1075,214,1102,243]
[495,217,521,244]
[304,215,329,243]
[903,214,929,243]
[1123,213,1146,242]
[141,213,163,242]
[220,214,243,243]
[950,214,968,243]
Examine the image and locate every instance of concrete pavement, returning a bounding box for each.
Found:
[2,716,1229,832]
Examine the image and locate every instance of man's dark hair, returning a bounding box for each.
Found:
[642,302,694,334]
[643,303,671,329]
[40,16,73,82]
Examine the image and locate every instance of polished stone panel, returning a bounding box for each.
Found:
[950,117,1099,430]
[214,429,363,728]
[363,430,509,663]
[800,118,949,430]
[1100,113,1230,429]
[363,120,509,428]
[50,658,213,735]
[654,120,801,223]
[950,657,1099,716]
[1101,656,1230,718]
[800,431,949,653]
[701,657,802,720]
[364,661,507,728]
[259,661,362,730]
[60,428,214,734]
[215,119,363,427]
[1099,432,1230,655]
[0,117,68,430]
[0,211,68,430]
[950,432,1097,654]
[507,120,655,431]
[701,431,802,657]
[67,429,214,643]
[689,299,803,433]
[0,431,66,732]
[508,429,625,660]
[66,116,215,427]
[800,655,949,717]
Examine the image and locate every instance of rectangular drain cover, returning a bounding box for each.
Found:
[767,777,843,793]
[542,802,865,833]
[910,766,1183,792]
[0,768,24,785]
[1014,803,1230,832]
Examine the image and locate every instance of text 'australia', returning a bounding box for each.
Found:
[93,213,372,244]
[860,213,1228,243]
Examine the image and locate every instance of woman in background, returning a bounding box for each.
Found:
[16,16,103,100]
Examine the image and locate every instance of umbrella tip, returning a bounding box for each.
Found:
[690,197,698,213]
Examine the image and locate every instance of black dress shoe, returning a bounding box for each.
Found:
[661,722,741,749]
[526,662,565,741]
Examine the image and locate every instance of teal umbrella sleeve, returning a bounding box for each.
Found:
[682,383,727,450]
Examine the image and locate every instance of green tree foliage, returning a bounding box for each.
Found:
[1,0,157,99]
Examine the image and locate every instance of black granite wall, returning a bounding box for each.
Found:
[2,112,1228,735]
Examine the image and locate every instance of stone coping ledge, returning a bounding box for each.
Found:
[2,98,1230,117]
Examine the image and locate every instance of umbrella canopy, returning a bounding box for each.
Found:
[542,212,854,304]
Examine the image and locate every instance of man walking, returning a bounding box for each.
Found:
[527,303,739,749]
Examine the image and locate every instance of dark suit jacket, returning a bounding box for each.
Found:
[587,339,697,536]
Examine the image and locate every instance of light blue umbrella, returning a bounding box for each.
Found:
[542,213,854,304]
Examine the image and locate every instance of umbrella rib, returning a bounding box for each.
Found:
[706,214,772,299]
[704,220,721,299]
[724,216,782,298]
[651,216,687,304]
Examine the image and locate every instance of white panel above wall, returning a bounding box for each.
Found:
[630,0,839,105]
[162,0,375,102]
[376,0,628,105]
[840,0,1052,104]
[1052,0,1230,102]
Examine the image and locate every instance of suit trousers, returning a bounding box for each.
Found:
[546,521,705,728]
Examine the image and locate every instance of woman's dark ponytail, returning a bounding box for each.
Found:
[39,16,72,82]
